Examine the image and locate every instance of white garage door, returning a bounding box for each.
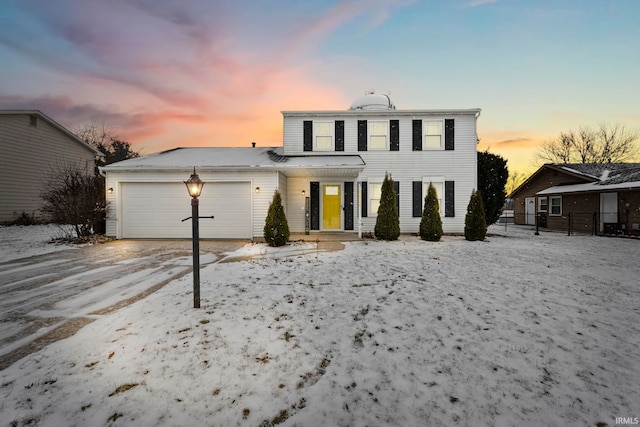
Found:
[121,182,251,239]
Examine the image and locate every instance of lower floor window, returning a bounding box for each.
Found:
[423,180,444,215]
[550,196,562,215]
[369,183,382,216]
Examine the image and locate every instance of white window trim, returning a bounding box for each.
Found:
[423,119,444,150]
[368,120,389,150]
[538,196,548,213]
[422,177,445,216]
[314,121,334,151]
[368,180,384,217]
[549,196,562,216]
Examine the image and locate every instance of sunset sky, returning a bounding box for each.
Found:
[1,0,638,175]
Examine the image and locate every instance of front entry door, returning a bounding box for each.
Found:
[525,197,536,225]
[600,192,618,232]
[322,184,341,230]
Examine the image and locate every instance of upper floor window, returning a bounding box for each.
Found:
[29,115,38,127]
[314,121,333,151]
[424,120,443,149]
[304,120,344,152]
[368,121,388,150]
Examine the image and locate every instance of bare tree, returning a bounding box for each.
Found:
[74,121,139,171]
[537,123,639,164]
[506,170,527,195]
[40,162,107,238]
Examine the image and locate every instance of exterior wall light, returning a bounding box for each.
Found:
[301,190,306,196]
[255,187,260,193]
[107,187,114,194]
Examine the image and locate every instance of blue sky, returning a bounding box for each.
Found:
[1,0,638,174]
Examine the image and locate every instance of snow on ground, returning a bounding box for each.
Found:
[0,225,639,427]
[0,225,77,262]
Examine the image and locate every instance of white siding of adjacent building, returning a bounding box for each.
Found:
[0,113,97,222]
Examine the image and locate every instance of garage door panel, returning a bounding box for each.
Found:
[121,182,251,238]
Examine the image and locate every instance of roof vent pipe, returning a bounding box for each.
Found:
[251,142,256,148]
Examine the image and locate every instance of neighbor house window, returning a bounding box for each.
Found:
[550,196,562,216]
[314,121,333,151]
[423,179,444,215]
[368,121,388,150]
[369,182,383,216]
[538,197,548,212]
[424,120,443,149]
[29,115,37,127]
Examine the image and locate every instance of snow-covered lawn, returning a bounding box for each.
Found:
[1,225,639,427]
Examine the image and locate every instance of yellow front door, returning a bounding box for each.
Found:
[322,184,341,229]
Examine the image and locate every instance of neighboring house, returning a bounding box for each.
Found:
[0,110,102,223]
[509,163,640,235]
[101,93,481,239]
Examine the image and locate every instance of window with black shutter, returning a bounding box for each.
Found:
[303,121,312,152]
[358,120,367,151]
[445,119,455,151]
[412,120,422,151]
[390,120,399,151]
[445,181,455,217]
[335,120,344,151]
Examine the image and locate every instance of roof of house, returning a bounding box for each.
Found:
[100,147,366,173]
[0,110,102,156]
[510,163,640,197]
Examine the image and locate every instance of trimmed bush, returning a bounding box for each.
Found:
[465,190,487,241]
[263,190,290,247]
[374,173,400,241]
[420,182,443,241]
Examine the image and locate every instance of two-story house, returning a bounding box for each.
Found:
[101,93,480,239]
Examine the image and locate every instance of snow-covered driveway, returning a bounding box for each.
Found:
[0,235,244,370]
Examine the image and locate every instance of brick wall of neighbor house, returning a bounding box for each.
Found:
[513,168,590,225]
[551,193,600,234]
[540,190,640,235]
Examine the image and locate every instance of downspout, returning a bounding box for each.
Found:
[357,179,362,239]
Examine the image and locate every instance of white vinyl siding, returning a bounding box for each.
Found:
[0,113,98,222]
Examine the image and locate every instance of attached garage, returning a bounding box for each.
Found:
[120,181,252,239]
[101,147,365,240]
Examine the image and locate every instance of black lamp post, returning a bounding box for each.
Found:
[184,168,204,308]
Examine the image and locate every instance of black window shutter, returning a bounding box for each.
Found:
[358,120,367,151]
[412,181,422,217]
[445,119,455,151]
[361,181,368,217]
[390,120,399,151]
[445,181,455,217]
[412,120,422,151]
[310,182,320,230]
[335,120,344,152]
[303,121,313,152]
[394,180,400,216]
[344,181,354,230]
